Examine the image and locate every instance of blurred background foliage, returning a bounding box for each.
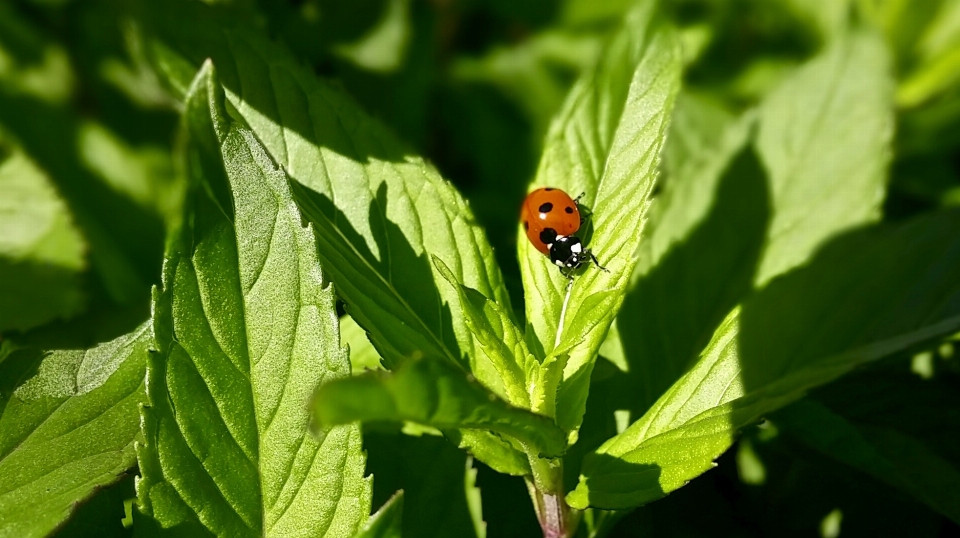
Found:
[1,0,959,536]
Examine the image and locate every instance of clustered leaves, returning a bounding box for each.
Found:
[2,0,960,537]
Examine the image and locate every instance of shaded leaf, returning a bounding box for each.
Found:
[610,92,760,413]
[776,376,960,523]
[0,323,149,538]
[0,5,168,309]
[364,431,485,538]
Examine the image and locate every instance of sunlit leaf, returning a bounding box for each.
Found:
[136,0,515,405]
[136,63,371,536]
[754,30,893,286]
[570,210,960,509]
[520,0,682,434]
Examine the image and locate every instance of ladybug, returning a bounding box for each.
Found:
[520,187,607,276]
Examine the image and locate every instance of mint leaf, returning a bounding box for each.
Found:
[753,30,893,286]
[136,63,371,536]
[434,257,531,410]
[520,1,682,433]
[569,210,960,509]
[353,493,404,538]
[0,323,149,537]
[447,430,532,477]
[606,30,894,417]
[610,93,758,412]
[136,0,515,404]
[897,0,960,108]
[312,357,567,459]
[451,30,603,139]
[777,399,960,523]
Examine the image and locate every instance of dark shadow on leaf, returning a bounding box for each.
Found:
[615,145,770,416]
[575,453,664,510]
[738,209,960,392]
[290,180,463,370]
[364,428,482,538]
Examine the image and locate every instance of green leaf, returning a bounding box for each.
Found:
[0,132,87,332]
[569,210,960,509]
[0,322,149,538]
[609,92,760,412]
[465,458,486,538]
[364,431,486,538]
[520,1,682,433]
[136,63,371,536]
[434,256,531,410]
[776,399,960,523]
[776,0,851,41]
[605,29,894,419]
[342,314,385,374]
[136,0,515,406]
[753,30,893,286]
[353,492,404,538]
[312,357,567,459]
[446,430,532,477]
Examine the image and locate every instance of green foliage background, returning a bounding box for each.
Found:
[2,0,960,536]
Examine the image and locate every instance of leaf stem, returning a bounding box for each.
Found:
[526,456,577,538]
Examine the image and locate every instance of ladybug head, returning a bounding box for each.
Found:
[548,235,585,269]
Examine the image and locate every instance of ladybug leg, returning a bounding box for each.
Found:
[587,250,609,272]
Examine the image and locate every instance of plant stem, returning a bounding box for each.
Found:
[526,455,577,538]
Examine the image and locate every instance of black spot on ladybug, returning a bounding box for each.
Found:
[523,221,529,231]
[544,187,554,191]
[539,228,558,244]
[565,206,574,214]
[539,202,553,213]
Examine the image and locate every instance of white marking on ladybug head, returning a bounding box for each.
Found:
[555,259,566,267]
[570,243,582,253]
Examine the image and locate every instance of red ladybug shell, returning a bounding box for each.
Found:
[520,188,581,255]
